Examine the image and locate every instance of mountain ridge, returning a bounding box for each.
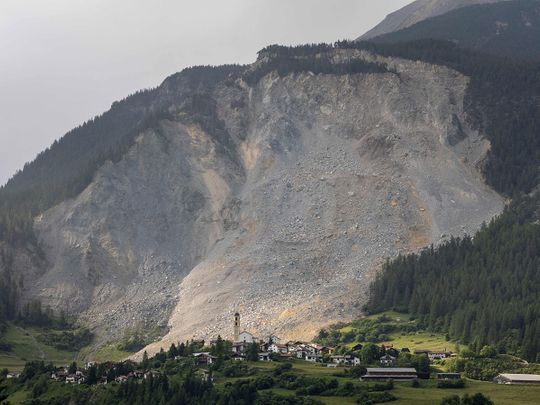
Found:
[370,0,540,61]
[3,39,540,356]
[359,0,510,40]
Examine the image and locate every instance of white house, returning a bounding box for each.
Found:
[331,355,361,366]
[238,331,256,343]
[428,351,452,361]
[269,343,288,354]
[231,353,246,361]
[380,354,397,366]
[266,335,282,344]
[305,354,323,363]
[331,355,347,365]
[65,376,77,384]
[193,352,216,365]
[258,352,272,362]
[232,342,248,353]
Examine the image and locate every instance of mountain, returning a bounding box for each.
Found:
[359,0,509,40]
[370,0,540,61]
[2,33,539,356]
[0,42,511,354]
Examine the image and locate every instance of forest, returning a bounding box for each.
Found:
[371,0,540,62]
[0,250,20,335]
[365,194,540,361]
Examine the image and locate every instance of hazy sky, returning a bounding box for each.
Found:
[0,0,410,185]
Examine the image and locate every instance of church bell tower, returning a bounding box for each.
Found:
[234,312,240,342]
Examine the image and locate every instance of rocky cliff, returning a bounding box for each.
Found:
[17,48,503,356]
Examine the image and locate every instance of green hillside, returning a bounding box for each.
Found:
[365,194,540,362]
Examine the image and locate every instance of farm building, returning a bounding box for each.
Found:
[362,368,418,381]
[494,374,540,385]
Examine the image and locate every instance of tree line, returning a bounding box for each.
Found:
[365,194,540,361]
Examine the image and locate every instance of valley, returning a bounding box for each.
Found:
[1,0,539,404]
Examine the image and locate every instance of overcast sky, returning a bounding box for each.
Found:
[0,0,410,185]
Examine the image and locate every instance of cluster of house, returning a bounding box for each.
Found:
[49,361,150,385]
[216,313,460,367]
[227,320,338,364]
[377,346,455,367]
[13,313,535,387]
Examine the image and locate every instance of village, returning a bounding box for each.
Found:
[27,313,539,387]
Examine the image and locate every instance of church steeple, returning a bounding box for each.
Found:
[234,312,240,342]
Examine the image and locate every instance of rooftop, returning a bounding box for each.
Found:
[367,368,417,373]
[498,374,540,381]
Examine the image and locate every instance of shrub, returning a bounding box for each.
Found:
[222,362,254,378]
[440,395,461,405]
[273,362,293,376]
[254,375,275,390]
[437,379,465,389]
[357,390,396,404]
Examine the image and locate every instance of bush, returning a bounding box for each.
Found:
[369,381,394,391]
[437,379,465,389]
[349,365,367,378]
[273,362,293,376]
[255,375,275,390]
[441,395,461,405]
[479,346,497,359]
[441,393,494,405]
[257,391,325,404]
[116,329,147,352]
[461,393,494,405]
[38,328,93,351]
[357,390,396,404]
[222,362,254,378]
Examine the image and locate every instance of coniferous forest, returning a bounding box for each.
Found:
[371,0,540,62]
[365,194,540,362]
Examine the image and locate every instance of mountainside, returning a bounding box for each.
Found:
[4,34,540,358]
[366,193,540,361]
[1,44,510,357]
[359,0,509,40]
[371,0,540,61]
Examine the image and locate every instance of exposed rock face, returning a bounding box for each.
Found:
[359,0,509,40]
[23,49,503,356]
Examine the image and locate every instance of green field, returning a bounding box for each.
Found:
[386,332,457,352]
[0,323,138,372]
[0,325,77,372]
[220,359,540,405]
[336,311,460,353]
[393,379,540,405]
[78,343,134,363]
